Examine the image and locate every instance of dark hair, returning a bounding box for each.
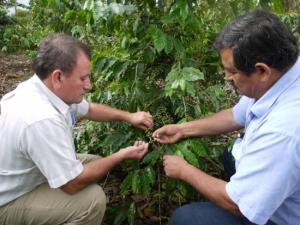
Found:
[213,9,298,75]
[32,34,91,80]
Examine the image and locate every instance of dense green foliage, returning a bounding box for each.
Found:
[1,0,299,224]
[0,5,11,48]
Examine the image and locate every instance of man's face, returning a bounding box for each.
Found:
[60,52,92,104]
[220,48,261,99]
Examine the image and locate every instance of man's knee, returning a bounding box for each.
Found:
[171,204,195,225]
[74,184,106,224]
[86,184,106,214]
[93,185,106,211]
[171,202,222,225]
[171,202,246,225]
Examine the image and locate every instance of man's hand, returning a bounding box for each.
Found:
[152,124,183,144]
[119,141,149,160]
[163,155,189,180]
[128,112,153,130]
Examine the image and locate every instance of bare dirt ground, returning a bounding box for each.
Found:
[0,53,32,98]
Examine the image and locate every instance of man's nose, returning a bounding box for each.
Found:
[84,79,92,91]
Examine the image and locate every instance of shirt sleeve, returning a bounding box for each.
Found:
[232,96,254,126]
[226,129,300,224]
[21,118,84,188]
[71,99,89,118]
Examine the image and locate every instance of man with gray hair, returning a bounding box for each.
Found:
[0,34,153,224]
[153,9,299,225]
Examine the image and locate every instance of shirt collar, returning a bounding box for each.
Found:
[31,74,71,117]
[250,57,300,118]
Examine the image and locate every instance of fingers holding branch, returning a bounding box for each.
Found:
[129,111,154,130]
[120,140,149,160]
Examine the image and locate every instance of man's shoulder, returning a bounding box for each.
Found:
[2,90,62,126]
[265,98,300,136]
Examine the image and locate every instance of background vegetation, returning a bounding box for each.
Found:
[1,0,299,224]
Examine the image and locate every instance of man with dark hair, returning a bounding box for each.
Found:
[0,34,153,224]
[153,10,299,225]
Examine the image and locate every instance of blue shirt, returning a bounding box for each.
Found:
[226,58,300,225]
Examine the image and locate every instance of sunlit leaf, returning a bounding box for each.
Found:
[189,139,209,157]
[153,29,167,53]
[182,67,204,81]
[132,170,141,193]
[127,202,136,225]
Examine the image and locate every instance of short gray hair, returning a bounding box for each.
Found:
[32,34,91,80]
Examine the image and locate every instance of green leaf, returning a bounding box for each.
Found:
[145,167,156,185]
[185,82,196,96]
[162,14,175,24]
[178,182,188,197]
[179,79,186,91]
[180,148,199,168]
[143,46,156,63]
[177,118,188,124]
[164,35,174,54]
[127,202,136,225]
[63,10,76,22]
[171,79,186,91]
[113,210,127,225]
[121,36,128,49]
[140,167,156,195]
[83,0,94,10]
[141,170,152,195]
[93,1,109,21]
[133,17,140,35]
[177,143,199,168]
[174,149,184,158]
[54,0,64,11]
[142,150,160,165]
[166,65,180,82]
[94,58,107,72]
[190,140,209,157]
[162,145,174,155]
[173,37,185,58]
[132,170,141,193]
[165,178,177,193]
[103,58,117,73]
[178,1,189,24]
[135,63,145,77]
[150,27,168,53]
[273,0,283,14]
[121,171,134,195]
[154,33,167,53]
[113,61,130,79]
[182,67,204,81]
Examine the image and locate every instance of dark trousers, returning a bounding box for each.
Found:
[220,148,236,180]
[171,202,277,225]
[171,150,277,225]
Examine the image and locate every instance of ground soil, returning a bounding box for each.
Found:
[0,52,32,98]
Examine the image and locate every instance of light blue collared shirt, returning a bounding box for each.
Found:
[226,58,300,225]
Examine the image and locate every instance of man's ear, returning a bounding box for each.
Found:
[51,69,63,90]
[254,63,272,82]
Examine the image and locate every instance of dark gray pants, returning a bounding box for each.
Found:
[171,202,277,225]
